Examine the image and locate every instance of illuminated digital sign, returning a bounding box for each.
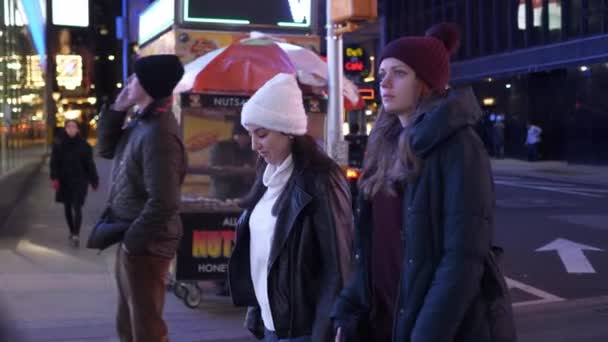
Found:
[138,0,175,45]
[52,0,89,27]
[182,0,312,29]
[56,55,83,90]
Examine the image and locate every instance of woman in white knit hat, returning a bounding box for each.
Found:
[228,73,354,342]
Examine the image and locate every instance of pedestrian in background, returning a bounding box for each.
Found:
[50,119,99,248]
[97,54,186,342]
[209,120,257,202]
[525,122,542,161]
[332,23,516,342]
[493,116,505,159]
[228,73,353,342]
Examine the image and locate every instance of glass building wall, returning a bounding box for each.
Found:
[0,0,46,176]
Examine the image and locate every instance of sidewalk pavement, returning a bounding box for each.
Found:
[514,296,608,342]
[492,158,608,185]
[0,157,256,342]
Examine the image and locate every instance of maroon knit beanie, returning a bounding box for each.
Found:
[379,23,461,91]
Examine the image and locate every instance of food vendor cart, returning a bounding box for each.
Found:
[169,39,362,308]
[134,0,363,309]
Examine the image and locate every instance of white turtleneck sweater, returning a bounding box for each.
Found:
[249,154,294,332]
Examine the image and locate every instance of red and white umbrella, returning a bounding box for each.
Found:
[174,33,363,110]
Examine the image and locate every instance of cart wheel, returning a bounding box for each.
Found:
[184,287,202,309]
[166,278,176,292]
[174,282,188,299]
[194,281,204,291]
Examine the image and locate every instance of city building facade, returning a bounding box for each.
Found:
[383,0,608,163]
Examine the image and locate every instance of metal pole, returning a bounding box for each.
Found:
[122,0,129,84]
[325,1,346,165]
[44,0,56,147]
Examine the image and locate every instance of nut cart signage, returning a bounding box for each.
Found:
[177,212,239,280]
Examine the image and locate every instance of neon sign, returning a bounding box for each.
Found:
[344,46,369,76]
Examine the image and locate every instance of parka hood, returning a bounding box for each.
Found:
[410,87,482,158]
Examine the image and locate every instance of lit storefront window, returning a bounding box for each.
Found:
[518,0,562,30]
[1,0,47,175]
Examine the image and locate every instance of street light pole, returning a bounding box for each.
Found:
[121,0,129,84]
[325,0,346,165]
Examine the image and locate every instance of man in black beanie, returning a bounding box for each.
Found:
[96,54,187,342]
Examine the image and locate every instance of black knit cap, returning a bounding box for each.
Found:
[134,54,184,100]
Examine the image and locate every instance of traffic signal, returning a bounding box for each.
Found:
[331,0,377,24]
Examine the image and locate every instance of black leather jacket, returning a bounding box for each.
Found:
[229,161,353,341]
[97,99,187,257]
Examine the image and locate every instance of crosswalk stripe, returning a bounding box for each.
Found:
[506,277,564,307]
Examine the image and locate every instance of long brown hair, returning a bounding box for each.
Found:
[359,85,440,198]
[358,109,420,198]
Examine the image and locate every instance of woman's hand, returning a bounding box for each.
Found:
[51,179,60,192]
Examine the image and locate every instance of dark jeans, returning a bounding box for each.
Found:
[63,203,82,235]
[264,329,311,342]
[115,245,172,342]
[494,143,504,159]
[527,143,540,161]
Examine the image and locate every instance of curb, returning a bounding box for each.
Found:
[514,295,608,315]
[493,170,608,187]
[491,159,608,186]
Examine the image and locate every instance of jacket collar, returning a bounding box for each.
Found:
[136,97,172,119]
[125,97,172,129]
[267,170,312,272]
[409,87,482,158]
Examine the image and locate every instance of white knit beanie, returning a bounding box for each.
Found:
[241,73,307,135]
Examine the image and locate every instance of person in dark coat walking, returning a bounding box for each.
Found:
[50,119,99,247]
[332,23,517,342]
[228,73,354,342]
[97,54,187,342]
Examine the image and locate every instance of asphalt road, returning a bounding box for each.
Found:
[493,174,608,307]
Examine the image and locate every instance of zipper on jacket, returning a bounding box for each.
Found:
[288,242,295,338]
[392,255,406,340]
[393,202,408,341]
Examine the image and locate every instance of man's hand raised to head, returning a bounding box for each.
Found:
[111,76,134,112]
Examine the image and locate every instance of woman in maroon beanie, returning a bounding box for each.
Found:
[331,23,517,342]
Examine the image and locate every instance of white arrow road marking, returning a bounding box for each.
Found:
[505,277,564,307]
[536,238,604,273]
